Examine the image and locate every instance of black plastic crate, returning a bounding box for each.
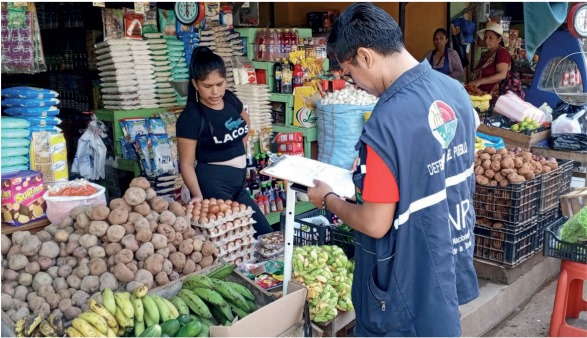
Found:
[534,209,561,252]
[474,178,541,224]
[330,227,355,259]
[474,219,538,267]
[279,209,355,257]
[538,160,575,213]
[543,217,587,264]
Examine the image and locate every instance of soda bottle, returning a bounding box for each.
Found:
[255,28,266,61]
[274,58,282,93]
[283,29,292,59]
[291,29,299,53]
[269,29,279,61]
[282,59,293,94]
[293,61,304,89]
[279,29,287,59]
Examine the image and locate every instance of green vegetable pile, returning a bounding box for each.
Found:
[560,208,587,244]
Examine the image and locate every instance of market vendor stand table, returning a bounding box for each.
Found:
[1,218,50,235]
[531,146,587,186]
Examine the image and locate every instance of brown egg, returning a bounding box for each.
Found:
[199,217,208,224]
[217,199,224,205]
[225,209,233,216]
[225,200,232,205]
[239,204,246,212]
[217,212,225,219]
[210,198,217,205]
[234,219,241,225]
[219,203,229,213]
[208,213,217,220]
[231,201,240,208]
[208,204,220,215]
[221,224,228,231]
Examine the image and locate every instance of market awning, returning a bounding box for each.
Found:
[524,2,570,61]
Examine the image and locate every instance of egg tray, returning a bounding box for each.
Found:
[217,241,256,260]
[225,252,256,265]
[201,218,255,239]
[223,246,257,265]
[217,236,256,257]
[210,228,257,248]
[191,208,254,229]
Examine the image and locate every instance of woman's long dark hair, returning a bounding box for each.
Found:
[186,47,227,105]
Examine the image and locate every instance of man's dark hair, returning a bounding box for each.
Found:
[433,28,448,39]
[187,47,227,103]
[327,3,404,65]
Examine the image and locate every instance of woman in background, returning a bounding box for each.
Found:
[424,28,464,79]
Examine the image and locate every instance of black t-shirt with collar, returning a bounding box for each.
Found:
[176,90,247,164]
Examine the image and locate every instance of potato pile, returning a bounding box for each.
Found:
[0,177,218,324]
[188,198,256,265]
[474,146,559,187]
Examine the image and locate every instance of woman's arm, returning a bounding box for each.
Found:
[241,109,250,146]
[449,49,464,79]
[177,137,203,201]
[470,59,509,87]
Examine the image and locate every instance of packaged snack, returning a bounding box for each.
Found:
[1,170,47,226]
[121,118,149,141]
[274,132,303,144]
[259,127,272,153]
[134,135,153,176]
[30,132,68,184]
[257,231,285,250]
[142,4,158,34]
[101,8,124,40]
[123,8,144,40]
[149,134,176,176]
[148,118,166,135]
[158,9,176,38]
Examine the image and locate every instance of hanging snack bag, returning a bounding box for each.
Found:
[158,9,176,38]
[30,132,68,184]
[124,8,144,40]
[121,118,149,141]
[101,8,124,40]
[259,127,273,153]
[148,117,166,135]
[142,4,158,35]
[134,135,153,176]
[150,134,176,176]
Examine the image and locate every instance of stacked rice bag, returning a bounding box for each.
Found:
[234,85,273,130]
[129,39,159,109]
[0,117,31,174]
[144,33,177,108]
[1,86,62,133]
[199,26,244,91]
[166,39,189,106]
[96,40,140,110]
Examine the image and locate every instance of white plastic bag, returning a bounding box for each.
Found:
[552,108,587,135]
[72,119,107,180]
[43,183,106,224]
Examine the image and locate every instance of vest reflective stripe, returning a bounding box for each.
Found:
[393,163,475,229]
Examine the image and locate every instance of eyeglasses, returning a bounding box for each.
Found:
[341,56,356,84]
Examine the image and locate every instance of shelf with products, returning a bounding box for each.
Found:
[272,124,318,159]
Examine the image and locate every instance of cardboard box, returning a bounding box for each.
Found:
[1,170,47,225]
[477,123,551,150]
[211,282,308,337]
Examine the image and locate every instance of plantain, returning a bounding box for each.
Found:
[102,288,117,316]
[88,298,119,330]
[78,311,109,335]
[24,314,44,336]
[114,292,134,319]
[66,326,84,338]
[132,283,149,298]
[130,295,145,323]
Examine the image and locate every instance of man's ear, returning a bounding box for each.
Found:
[357,47,375,69]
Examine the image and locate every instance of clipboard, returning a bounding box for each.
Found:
[260,155,356,199]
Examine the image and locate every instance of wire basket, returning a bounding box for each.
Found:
[543,217,587,264]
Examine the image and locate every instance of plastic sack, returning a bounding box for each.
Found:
[1,128,30,139]
[43,183,106,224]
[1,86,58,99]
[552,134,587,151]
[552,101,587,121]
[1,156,29,168]
[1,97,60,108]
[72,121,107,180]
[1,138,30,148]
[1,147,30,158]
[552,107,587,135]
[476,132,506,150]
[4,106,59,117]
[1,117,31,129]
[317,101,376,170]
[1,165,29,175]
[23,116,62,127]
[494,91,545,123]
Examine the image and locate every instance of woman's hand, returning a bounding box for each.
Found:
[469,79,482,88]
[189,194,203,204]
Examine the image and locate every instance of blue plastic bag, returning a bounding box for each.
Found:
[1,97,60,108]
[1,86,59,99]
[1,117,31,129]
[4,106,59,117]
[476,132,506,150]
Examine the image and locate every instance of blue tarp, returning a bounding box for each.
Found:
[524,2,569,61]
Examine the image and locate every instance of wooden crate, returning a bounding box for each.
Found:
[560,187,587,217]
[477,124,550,150]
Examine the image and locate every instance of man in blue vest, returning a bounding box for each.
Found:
[308,3,479,336]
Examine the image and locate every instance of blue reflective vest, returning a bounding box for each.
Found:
[353,61,479,336]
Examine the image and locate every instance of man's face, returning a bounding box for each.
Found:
[339,52,383,97]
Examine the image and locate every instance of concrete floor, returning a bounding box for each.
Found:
[486,277,587,337]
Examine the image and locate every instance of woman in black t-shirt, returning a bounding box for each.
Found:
[176,47,272,237]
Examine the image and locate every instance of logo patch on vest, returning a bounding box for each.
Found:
[428,100,458,149]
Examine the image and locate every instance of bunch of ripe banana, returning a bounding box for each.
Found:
[175,271,257,329]
[14,311,63,337]
[65,283,180,337]
[292,246,355,322]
